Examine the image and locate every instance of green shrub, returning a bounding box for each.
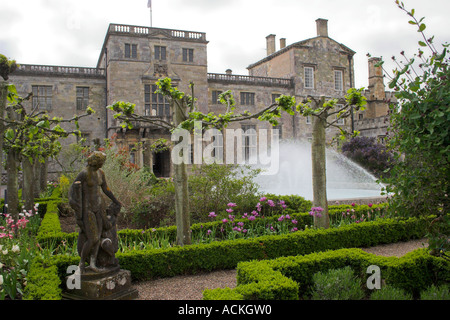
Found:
[420,284,450,300]
[310,266,365,300]
[23,257,62,300]
[370,286,413,300]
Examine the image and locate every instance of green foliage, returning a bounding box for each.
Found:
[22,257,62,300]
[420,284,450,300]
[370,285,413,300]
[381,2,449,257]
[311,266,365,300]
[0,54,18,81]
[188,164,261,222]
[207,246,449,300]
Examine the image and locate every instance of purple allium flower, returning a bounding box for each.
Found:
[207,229,212,235]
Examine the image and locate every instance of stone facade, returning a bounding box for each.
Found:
[7,19,392,178]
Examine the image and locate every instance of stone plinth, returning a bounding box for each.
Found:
[63,268,138,300]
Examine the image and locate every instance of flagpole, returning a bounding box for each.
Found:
[148,0,152,28]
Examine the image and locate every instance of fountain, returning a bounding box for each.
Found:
[254,140,385,201]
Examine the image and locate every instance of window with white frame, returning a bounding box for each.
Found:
[304,67,314,89]
[334,70,343,91]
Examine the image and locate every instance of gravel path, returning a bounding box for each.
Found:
[132,238,428,300]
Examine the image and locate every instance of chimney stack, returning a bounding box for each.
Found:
[316,18,328,37]
[280,38,286,49]
[368,57,385,101]
[266,34,276,56]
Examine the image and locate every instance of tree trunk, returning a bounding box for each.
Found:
[33,160,41,198]
[22,157,35,213]
[6,149,19,219]
[172,100,191,246]
[39,158,48,194]
[311,99,329,229]
[0,81,7,172]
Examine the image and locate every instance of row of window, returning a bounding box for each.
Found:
[31,85,89,111]
[304,67,344,91]
[124,43,194,62]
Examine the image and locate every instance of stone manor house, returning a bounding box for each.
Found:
[8,18,393,178]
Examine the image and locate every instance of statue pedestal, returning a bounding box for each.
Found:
[63,268,138,300]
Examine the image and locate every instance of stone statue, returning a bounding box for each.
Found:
[69,151,122,274]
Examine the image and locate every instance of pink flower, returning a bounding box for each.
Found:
[227,202,237,207]
[267,200,275,207]
[226,208,233,213]
[351,202,356,207]
[222,219,228,224]
[248,215,256,221]
[259,197,267,202]
[278,215,285,222]
[208,212,217,218]
[291,219,298,225]
[368,203,373,208]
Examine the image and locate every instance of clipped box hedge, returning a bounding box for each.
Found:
[26,195,441,300]
[203,247,449,300]
[25,212,433,300]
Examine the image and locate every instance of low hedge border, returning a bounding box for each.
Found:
[203,247,449,300]
[25,213,432,299]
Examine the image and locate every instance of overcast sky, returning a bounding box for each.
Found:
[0,0,448,88]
